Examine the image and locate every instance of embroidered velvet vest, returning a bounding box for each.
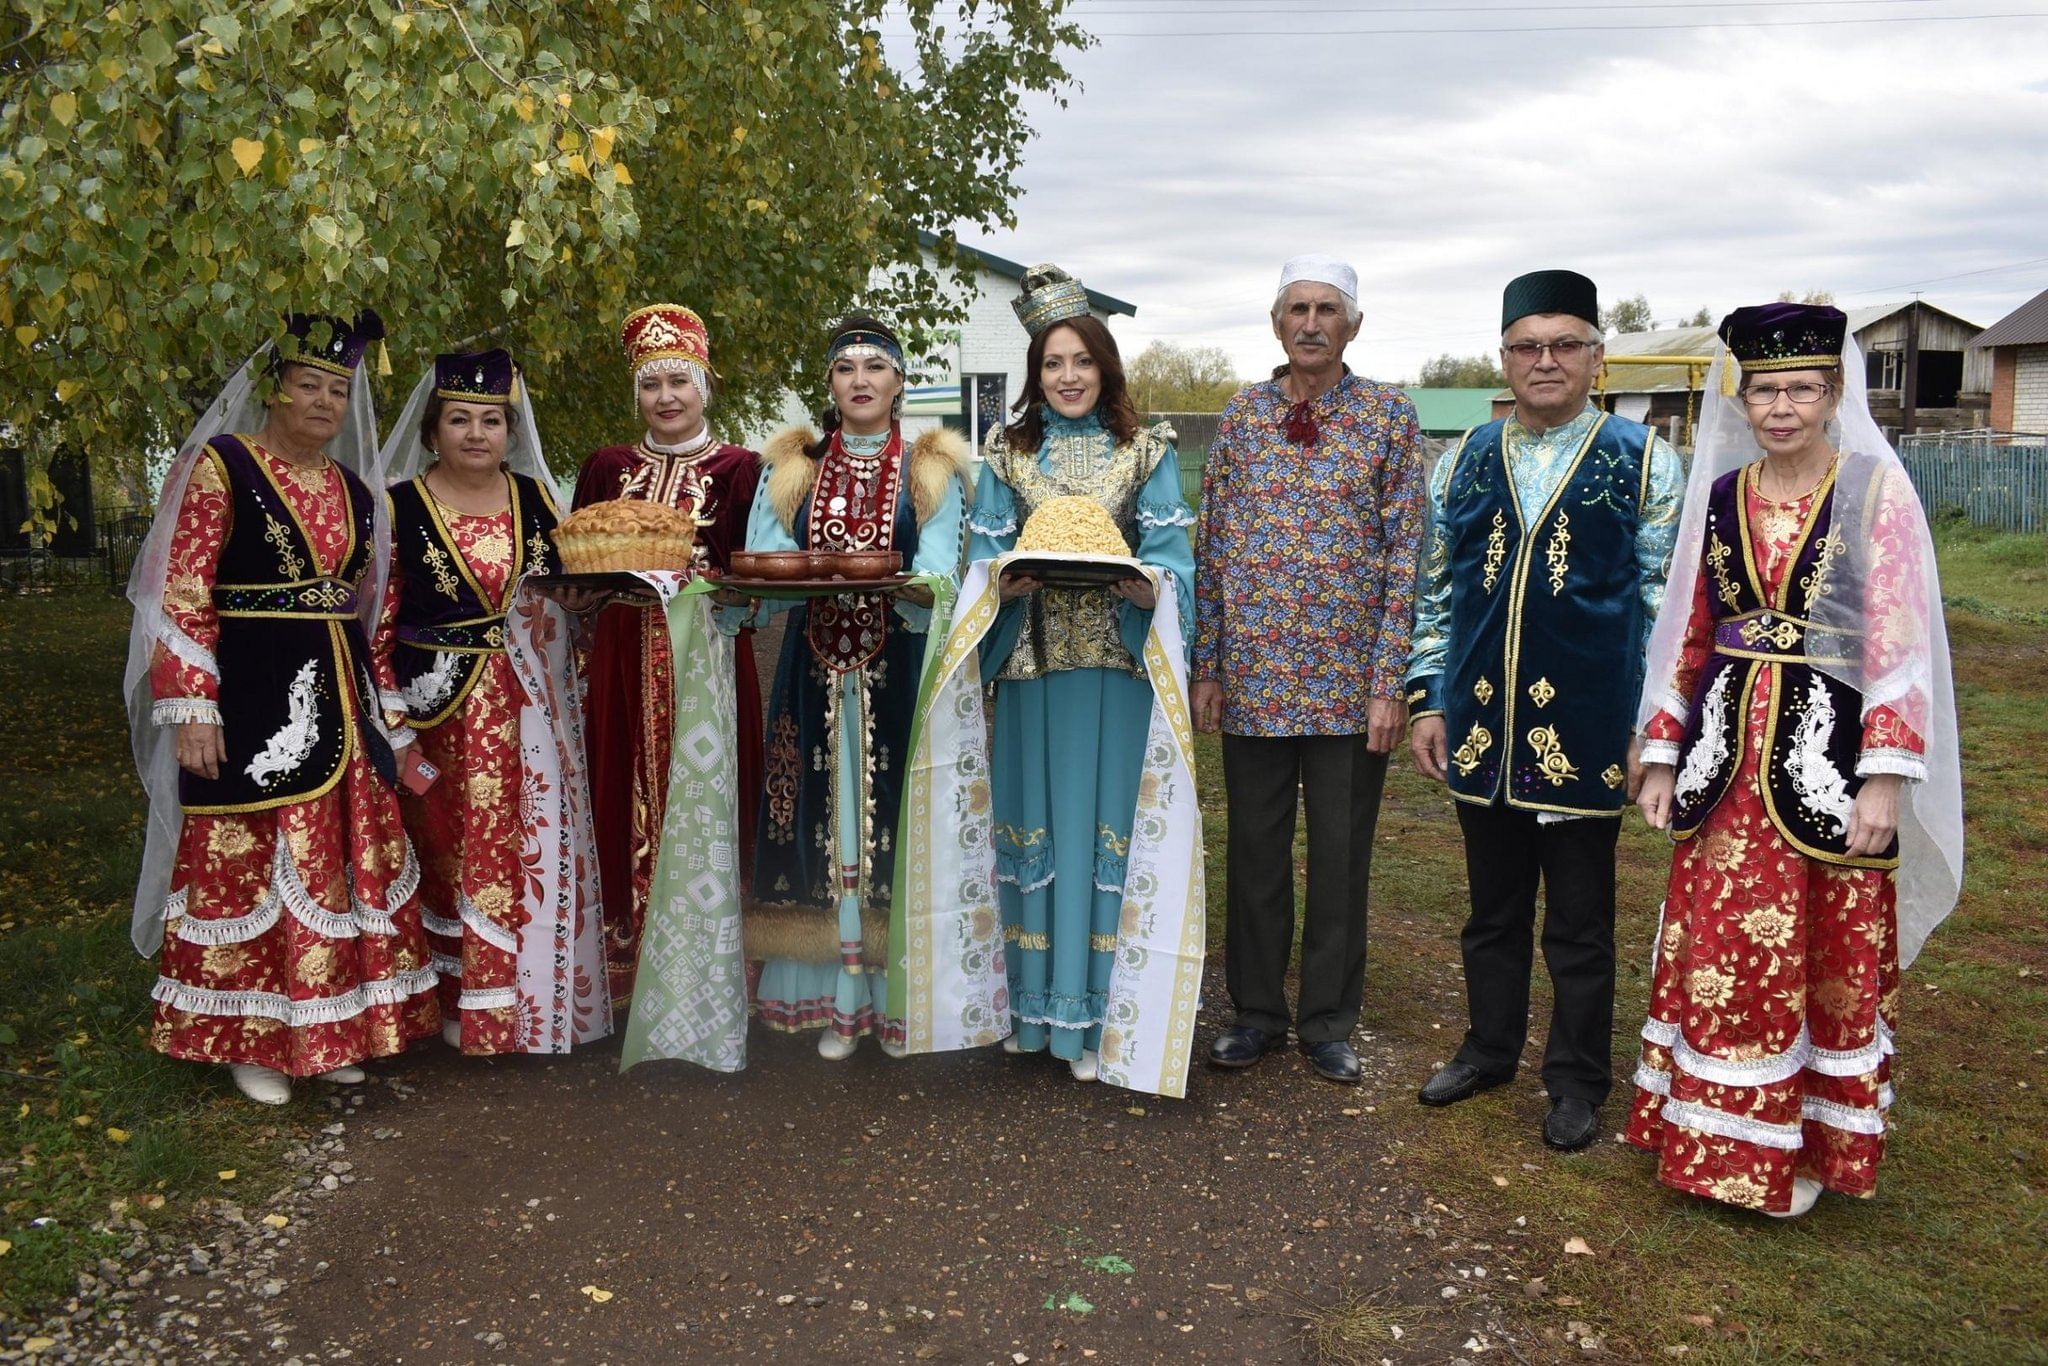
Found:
[1440,414,1653,815]
[985,421,1167,680]
[802,431,910,673]
[181,435,392,813]
[1668,465,1888,865]
[388,472,558,728]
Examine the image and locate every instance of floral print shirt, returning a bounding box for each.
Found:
[1193,371,1425,736]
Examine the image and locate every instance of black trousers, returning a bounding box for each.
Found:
[1221,733,1387,1045]
[1451,801,1620,1104]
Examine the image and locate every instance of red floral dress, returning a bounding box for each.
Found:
[1625,466,1928,1213]
[149,445,439,1075]
[375,505,531,1055]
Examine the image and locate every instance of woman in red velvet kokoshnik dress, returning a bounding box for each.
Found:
[375,348,563,1054]
[1628,304,1963,1218]
[573,305,762,1007]
[127,311,440,1107]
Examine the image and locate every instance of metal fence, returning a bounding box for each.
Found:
[0,511,150,595]
[1896,435,2048,534]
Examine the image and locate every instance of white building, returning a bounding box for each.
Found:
[748,231,1138,451]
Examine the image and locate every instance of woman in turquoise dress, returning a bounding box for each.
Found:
[741,315,969,1059]
[968,267,1196,1081]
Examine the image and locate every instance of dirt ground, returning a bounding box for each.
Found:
[176,965,1525,1366]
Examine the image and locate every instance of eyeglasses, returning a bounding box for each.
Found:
[1738,381,1833,407]
[1503,338,1598,363]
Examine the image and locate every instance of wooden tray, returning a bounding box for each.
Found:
[1002,553,1144,587]
[718,573,913,599]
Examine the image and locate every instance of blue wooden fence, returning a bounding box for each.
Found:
[1896,438,2048,534]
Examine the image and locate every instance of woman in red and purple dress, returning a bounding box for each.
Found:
[129,311,440,1106]
[573,305,761,1008]
[376,348,562,1054]
[1629,304,1963,1218]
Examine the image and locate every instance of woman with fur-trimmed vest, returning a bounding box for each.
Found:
[733,315,969,1060]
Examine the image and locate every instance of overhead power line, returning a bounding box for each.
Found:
[1024,9,2048,36]
[1035,0,1954,11]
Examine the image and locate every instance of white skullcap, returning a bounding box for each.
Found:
[1276,254,1358,303]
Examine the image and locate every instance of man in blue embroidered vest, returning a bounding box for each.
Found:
[1194,254,1426,1085]
[1405,269,1684,1150]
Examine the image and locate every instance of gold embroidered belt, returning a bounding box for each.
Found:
[214,577,360,619]
[398,614,508,653]
[1712,609,1858,663]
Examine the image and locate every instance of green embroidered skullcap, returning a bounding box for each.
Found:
[1502,270,1599,331]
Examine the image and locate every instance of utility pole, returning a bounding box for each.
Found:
[1900,293,1922,437]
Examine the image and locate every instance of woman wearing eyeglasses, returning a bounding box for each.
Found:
[1627,304,1962,1218]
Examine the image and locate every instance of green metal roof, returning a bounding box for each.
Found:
[1403,387,1500,433]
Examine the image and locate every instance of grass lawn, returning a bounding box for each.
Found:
[4,523,2045,1359]
[1194,521,2048,1361]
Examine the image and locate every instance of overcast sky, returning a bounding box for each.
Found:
[916,0,2048,382]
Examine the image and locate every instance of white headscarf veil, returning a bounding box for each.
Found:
[1639,334,1963,967]
[381,354,562,505]
[123,344,386,955]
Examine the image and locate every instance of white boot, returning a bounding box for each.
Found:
[1068,1050,1100,1083]
[314,1064,367,1084]
[1002,1032,1025,1055]
[1767,1177,1824,1219]
[878,1035,909,1060]
[442,1017,463,1049]
[230,1064,291,1107]
[817,1030,858,1061]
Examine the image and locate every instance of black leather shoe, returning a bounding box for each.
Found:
[1417,1061,1510,1107]
[1543,1096,1601,1151]
[1302,1039,1362,1084]
[1208,1024,1285,1069]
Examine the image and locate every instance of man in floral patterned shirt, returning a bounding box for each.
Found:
[1193,255,1425,1085]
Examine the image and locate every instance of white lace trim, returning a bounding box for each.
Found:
[995,868,1056,895]
[245,659,322,788]
[171,891,282,946]
[1645,1083,1895,1145]
[150,965,438,1027]
[431,951,464,978]
[156,622,219,680]
[458,986,518,1011]
[1640,1016,1894,1086]
[1639,738,1682,768]
[1651,685,1690,730]
[457,890,518,954]
[400,653,462,714]
[1856,749,1927,781]
[967,508,1017,537]
[1091,877,1125,895]
[273,838,361,939]
[1014,1010,1108,1029]
[153,697,223,726]
[1673,668,1734,805]
[1802,1092,1892,1137]
[420,909,463,939]
[1786,674,1853,836]
[1136,504,1196,529]
[1659,1097,1804,1150]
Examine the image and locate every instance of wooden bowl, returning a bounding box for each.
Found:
[828,550,903,579]
[731,551,813,581]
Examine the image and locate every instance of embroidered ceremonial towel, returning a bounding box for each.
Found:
[900,556,1207,1098]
